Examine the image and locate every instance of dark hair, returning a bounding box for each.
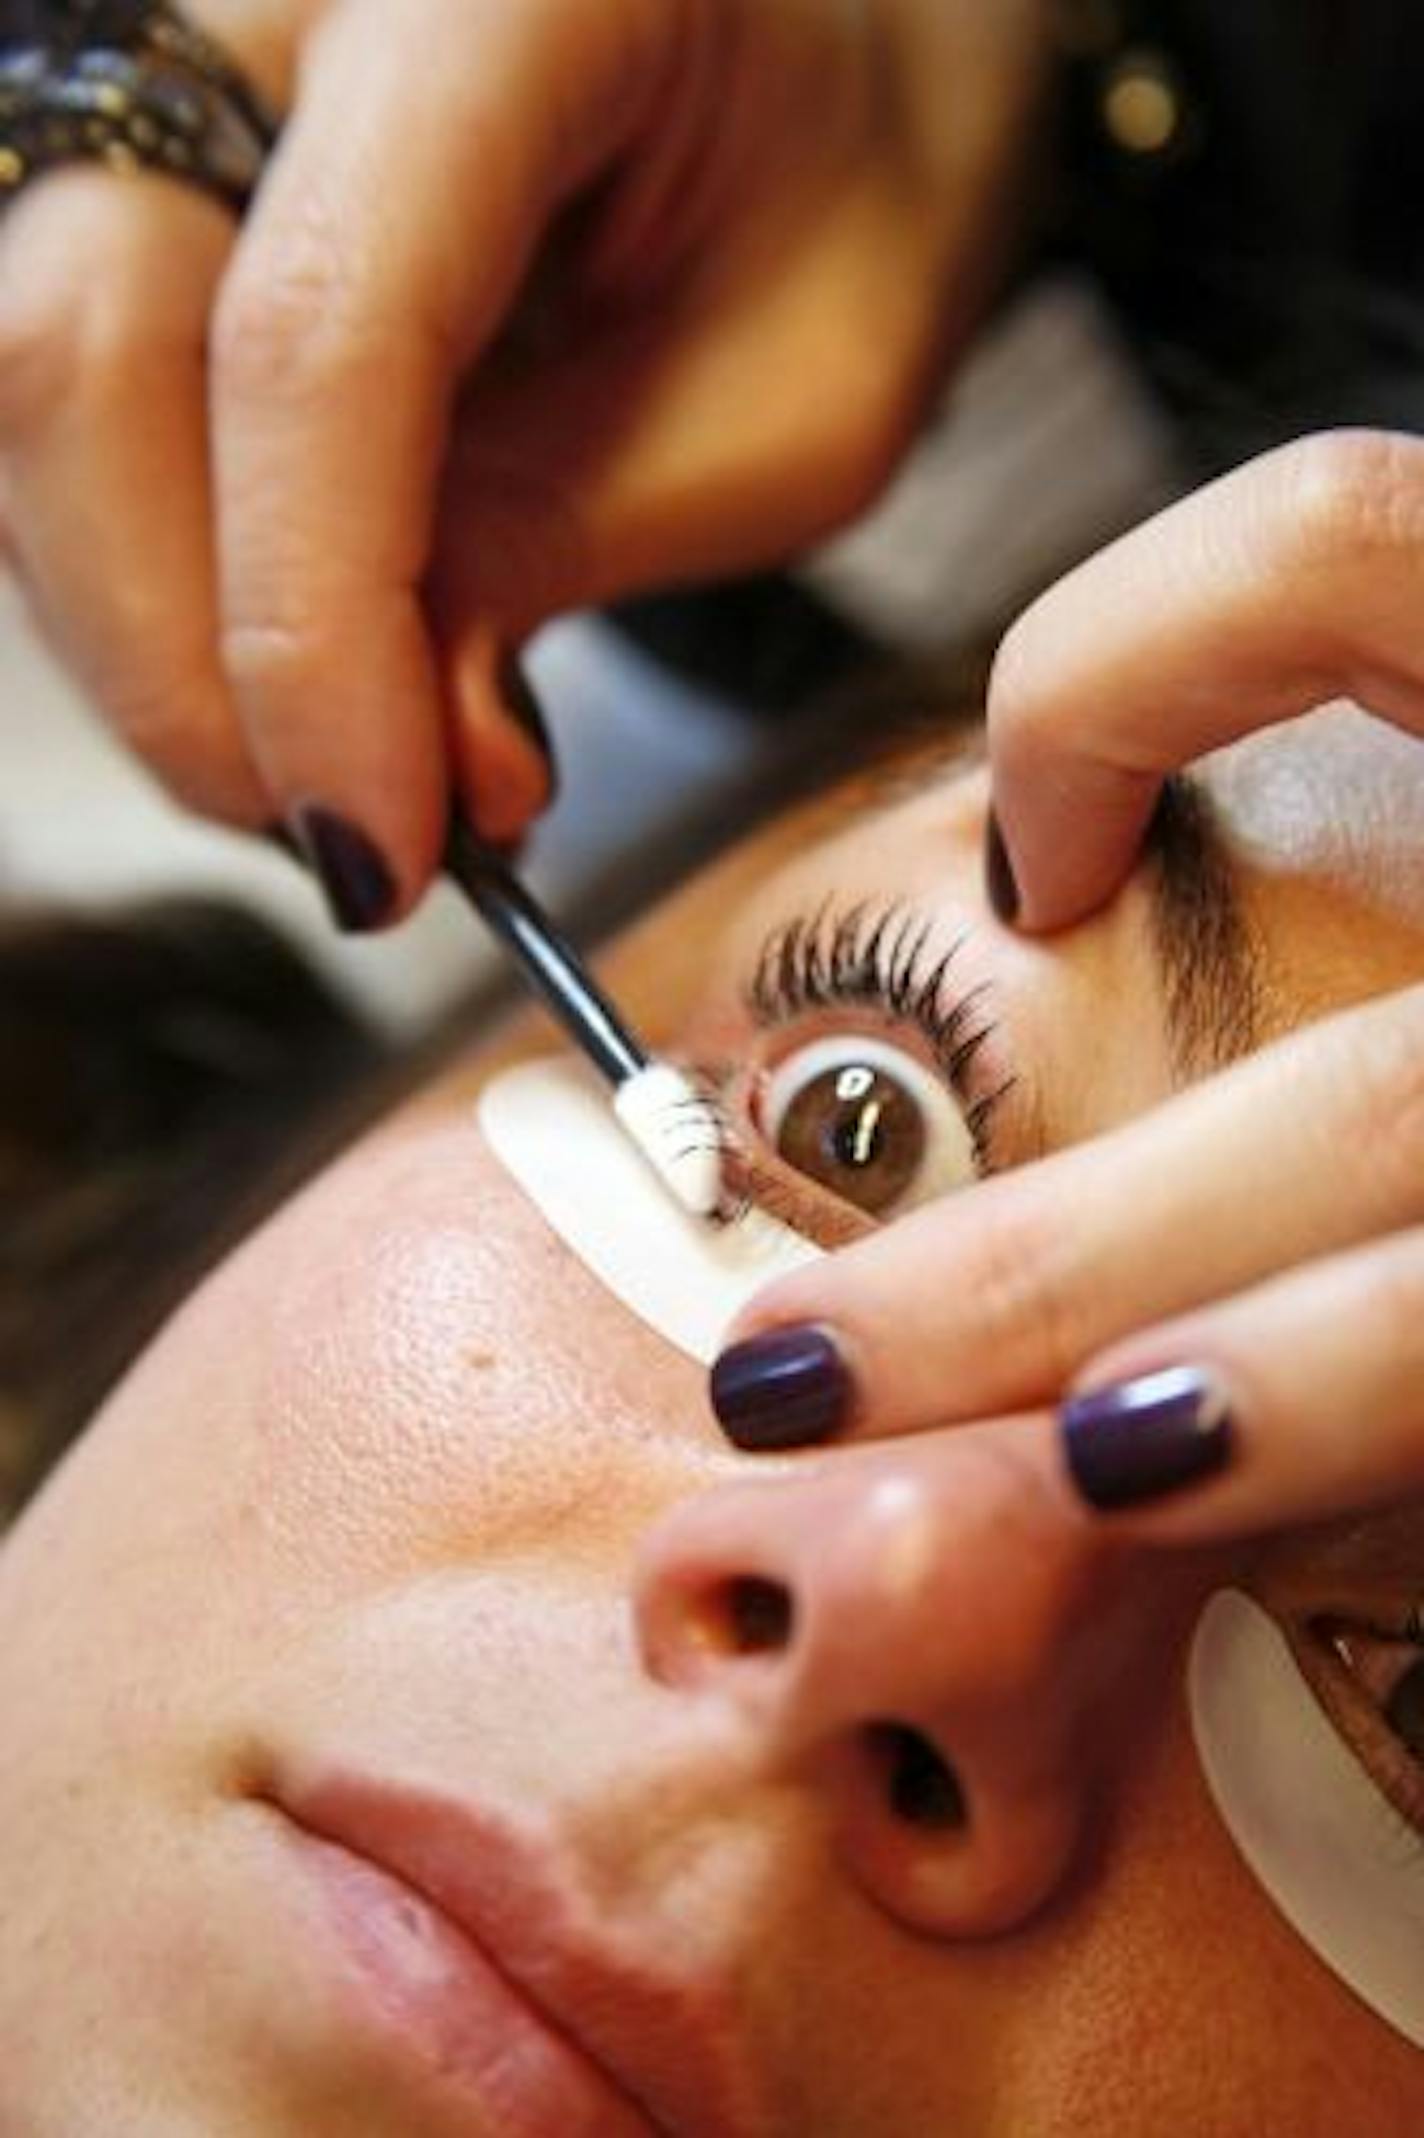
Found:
[0,900,387,1524]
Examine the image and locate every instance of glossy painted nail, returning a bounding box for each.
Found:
[291,806,397,934]
[710,1326,852,1452]
[984,809,1020,925]
[1061,1365,1234,1511]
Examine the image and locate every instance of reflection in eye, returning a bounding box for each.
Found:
[756,1034,977,1218]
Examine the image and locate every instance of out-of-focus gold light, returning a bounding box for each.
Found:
[1103,53,1182,156]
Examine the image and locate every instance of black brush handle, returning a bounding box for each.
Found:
[444,819,648,1088]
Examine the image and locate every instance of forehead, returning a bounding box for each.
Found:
[1200,705,1424,1017]
[1201,704,1424,903]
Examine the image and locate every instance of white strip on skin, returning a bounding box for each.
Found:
[479,1058,822,1362]
[1189,1588,1424,2051]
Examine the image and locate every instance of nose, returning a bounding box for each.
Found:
[635,1422,1176,1940]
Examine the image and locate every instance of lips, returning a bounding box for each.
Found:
[272,1767,768,2138]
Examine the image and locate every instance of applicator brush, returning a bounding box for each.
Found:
[445,817,727,1221]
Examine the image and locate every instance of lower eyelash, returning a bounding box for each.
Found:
[1304,1614,1424,1840]
[745,898,1014,1167]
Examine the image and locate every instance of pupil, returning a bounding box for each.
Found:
[775,1061,927,1216]
[1386,1659,1424,1758]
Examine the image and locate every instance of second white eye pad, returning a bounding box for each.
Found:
[478,1058,822,1362]
[1189,1588,1424,2052]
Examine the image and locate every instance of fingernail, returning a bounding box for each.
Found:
[984,809,1020,925]
[290,806,397,934]
[498,652,559,801]
[1061,1365,1234,1511]
[710,1326,852,1451]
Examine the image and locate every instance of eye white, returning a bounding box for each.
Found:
[758,1033,978,1207]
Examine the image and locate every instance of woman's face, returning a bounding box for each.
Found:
[4,707,1424,2137]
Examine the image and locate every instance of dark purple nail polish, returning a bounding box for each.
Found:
[290,807,397,934]
[710,1326,852,1452]
[985,810,1020,925]
[1061,1365,1234,1511]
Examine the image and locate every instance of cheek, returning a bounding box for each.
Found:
[987,1677,1423,2137]
[478,1058,821,1359]
[0,1113,720,1780]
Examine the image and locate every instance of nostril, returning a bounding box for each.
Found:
[673,1574,796,1660]
[722,1576,796,1655]
[864,1721,967,1831]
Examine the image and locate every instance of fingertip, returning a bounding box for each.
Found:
[282,783,446,933]
[1058,1365,1236,1514]
[448,643,558,846]
[287,804,401,935]
[709,1323,855,1453]
[461,730,556,847]
[984,773,1159,935]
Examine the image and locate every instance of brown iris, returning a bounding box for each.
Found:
[773,1061,927,1216]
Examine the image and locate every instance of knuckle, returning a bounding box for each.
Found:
[1354,990,1424,1208]
[219,610,338,705]
[1276,429,1424,578]
[954,1183,1096,1396]
[212,276,314,404]
[1357,1240,1424,1358]
[214,209,368,402]
[0,298,74,441]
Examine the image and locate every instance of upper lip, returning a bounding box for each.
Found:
[270,1766,768,2138]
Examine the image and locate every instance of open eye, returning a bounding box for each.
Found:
[753,1034,978,1219]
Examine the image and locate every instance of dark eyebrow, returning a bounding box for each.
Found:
[815,705,1263,1082]
[1144,777,1264,1080]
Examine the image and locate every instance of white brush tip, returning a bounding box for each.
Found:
[613,1063,726,1219]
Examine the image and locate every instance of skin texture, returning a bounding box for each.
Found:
[0,0,1046,893]
[2,708,1424,2132]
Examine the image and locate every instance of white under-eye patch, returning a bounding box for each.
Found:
[1189,1588,1424,2051]
[478,1058,821,1362]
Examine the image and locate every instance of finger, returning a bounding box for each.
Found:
[212,0,687,914]
[1051,1224,1424,1541]
[710,981,1424,1451]
[428,204,947,836]
[0,171,265,821]
[987,430,1424,930]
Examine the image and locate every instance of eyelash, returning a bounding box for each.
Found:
[743,898,1015,1171]
[1309,1607,1424,1837]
